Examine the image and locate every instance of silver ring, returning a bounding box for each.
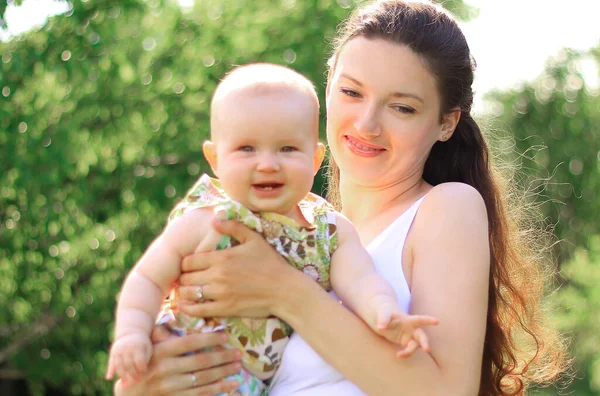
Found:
[196,285,205,302]
[190,372,198,388]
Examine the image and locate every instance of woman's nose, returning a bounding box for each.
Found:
[256,152,280,172]
[353,104,381,137]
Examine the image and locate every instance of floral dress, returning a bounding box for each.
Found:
[157,174,338,395]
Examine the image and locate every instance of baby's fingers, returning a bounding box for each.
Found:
[133,346,151,374]
[376,308,393,330]
[405,315,439,328]
[414,328,431,352]
[113,354,126,381]
[105,358,116,380]
[396,339,419,359]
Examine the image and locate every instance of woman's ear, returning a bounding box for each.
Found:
[314,142,326,175]
[202,140,219,176]
[439,109,461,142]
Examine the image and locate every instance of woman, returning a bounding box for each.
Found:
[115,1,567,395]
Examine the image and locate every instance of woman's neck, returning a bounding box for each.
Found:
[339,176,426,229]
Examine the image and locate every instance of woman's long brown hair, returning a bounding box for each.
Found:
[326,1,568,394]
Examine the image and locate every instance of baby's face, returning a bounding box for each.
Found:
[207,90,323,216]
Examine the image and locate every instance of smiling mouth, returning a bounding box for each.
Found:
[345,136,385,152]
[253,183,283,191]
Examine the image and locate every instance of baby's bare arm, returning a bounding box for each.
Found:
[114,208,217,340]
[330,214,400,327]
[107,208,219,380]
[330,214,438,357]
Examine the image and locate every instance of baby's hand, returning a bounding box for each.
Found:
[105,333,153,385]
[374,304,438,359]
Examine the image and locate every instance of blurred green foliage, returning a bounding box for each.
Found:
[486,48,600,395]
[2,0,597,395]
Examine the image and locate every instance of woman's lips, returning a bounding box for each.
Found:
[345,135,385,157]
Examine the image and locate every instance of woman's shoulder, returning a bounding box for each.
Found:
[423,182,486,215]
[414,182,488,236]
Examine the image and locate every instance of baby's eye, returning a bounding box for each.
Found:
[340,88,361,98]
[238,146,254,152]
[281,146,298,153]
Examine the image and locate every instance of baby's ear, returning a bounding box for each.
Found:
[313,142,326,175]
[202,140,218,176]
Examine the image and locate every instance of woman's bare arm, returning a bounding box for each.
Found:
[178,182,489,395]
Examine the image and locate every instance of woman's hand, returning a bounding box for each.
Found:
[114,326,242,396]
[177,217,308,319]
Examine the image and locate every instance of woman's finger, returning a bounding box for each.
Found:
[179,270,213,288]
[151,325,177,344]
[211,218,259,244]
[181,251,214,273]
[167,348,241,374]
[190,362,242,388]
[179,301,230,319]
[157,364,241,395]
[178,285,210,303]
[192,379,240,396]
[153,332,229,359]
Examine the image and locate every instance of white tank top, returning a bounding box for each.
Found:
[268,197,426,395]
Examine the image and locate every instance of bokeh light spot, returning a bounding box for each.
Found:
[66,306,76,318]
[173,82,185,94]
[49,245,59,257]
[569,158,583,175]
[143,37,156,51]
[203,56,215,67]
[336,0,351,9]
[165,185,176,197]
[187,163,200,175]
[283,49,296,64]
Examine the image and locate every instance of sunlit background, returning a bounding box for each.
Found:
[1,0,599,395]
[3,0,600,112]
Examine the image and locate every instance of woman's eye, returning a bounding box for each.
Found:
[392,105,416,114]
[239,146,254,152]
[340,88,361,98]
[281,146,298,152]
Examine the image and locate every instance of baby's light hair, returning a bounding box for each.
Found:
[210,63,319,138]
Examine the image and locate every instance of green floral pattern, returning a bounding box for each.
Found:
[159,174,337,381]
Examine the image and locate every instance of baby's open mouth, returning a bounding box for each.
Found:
[253,183,283,191]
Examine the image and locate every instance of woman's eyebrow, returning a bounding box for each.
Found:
[340,73,363,86]
[340,73,424,103]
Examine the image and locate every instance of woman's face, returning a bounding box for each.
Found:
[326,37,450,189]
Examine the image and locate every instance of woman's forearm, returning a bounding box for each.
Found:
[275,279,451,396]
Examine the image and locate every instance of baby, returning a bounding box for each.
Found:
[106,63,438,395]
